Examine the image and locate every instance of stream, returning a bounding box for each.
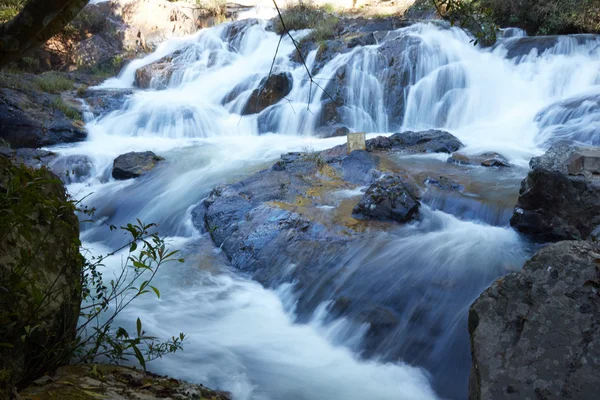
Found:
[47,17,600,400]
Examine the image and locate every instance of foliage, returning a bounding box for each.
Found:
[301,145,326,169]
[273,1,340,42]
[50,97,82,120]
[431,0,498,46]
[0,0,25,23]
[0,159,186,391]
[36,72,75,93]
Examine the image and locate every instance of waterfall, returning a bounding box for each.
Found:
[48,17,600,400]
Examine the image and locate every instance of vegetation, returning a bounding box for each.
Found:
[273,1,340,43]
[0,0,24,23]
[0,159,186,393]
[423,0,600,44]
[36,72,75,93]
[51,97,82,120]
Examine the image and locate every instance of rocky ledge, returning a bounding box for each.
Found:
[19,364,230,400]
[469,240,600,400]
[510,142,600,241]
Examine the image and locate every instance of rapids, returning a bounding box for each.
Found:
[48,16,600,400]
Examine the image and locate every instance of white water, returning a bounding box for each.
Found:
[49,18,600,400]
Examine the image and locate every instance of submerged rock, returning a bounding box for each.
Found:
[0,147,57,169]
[510,142,600,241]
[112,151,164,180]
[469,240,600,400]
[241,72,293,115]
[448,152,511,168]
[353,174,420,223]
[20,364,230,400]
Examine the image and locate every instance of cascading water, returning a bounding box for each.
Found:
[48,15,600,400]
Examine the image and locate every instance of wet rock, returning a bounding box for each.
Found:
[352,174,420,223]
[241,73,293,115]
[112,151,164,180]
[20,364,230,400]
[469,240,600,400]
[389,130,464,154]
[0,147,58,169]
[448,152,511,167]
[366,135,392,152]
[49,155,94,184]
[0,86,86,148]
[81,89,133,118]
[134,56,176,89]
[424,176,464,192]
[315,124,350,138]
[498,34,599,61]
[510,143,600,241]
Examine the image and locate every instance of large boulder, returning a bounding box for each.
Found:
[352,174,420,222]
[448,151,511,168]
[241,73,293,115]
[389,130,464,153]
[0,84,86,148]
[469,240,600,400]
[112,151,164,180]
[510,143,600,241]
[0,156,83,398]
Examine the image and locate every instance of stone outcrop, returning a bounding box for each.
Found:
[112,151,164,180]
[241,73,293,115]
[0,156,83,398]
[19,364,230,400]
[0,78,86,148]
[510,143,600,241]
[469,240,600,400]
[352,174,420,222]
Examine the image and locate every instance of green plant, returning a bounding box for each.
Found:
[51,97,81,120]
[431,0,498,45]
[0,160,186,393]
[273,1,340,42]
[0,0,25,23]
[36,72,75,93]
[301,145,326,169]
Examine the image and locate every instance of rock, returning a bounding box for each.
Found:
[81,89,133,118]
[366,135,393,152]
[20,364,230,400]
[448,152,511,167]
[469,241,600,400]
[49,155,94,184]
[352,174,420,223]
[498,34,599,61]
[0,147,58,169]
[0,156,83,398]
[0,85,86,148]
[389,130,464,154]
[112,151,164,180]
[315,124,350,138]
[241,73,293,115]
[510,143,600,241]
[134,56,177,89]
[424,176,464,192]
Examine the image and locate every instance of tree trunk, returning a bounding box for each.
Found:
[0,0,89,68]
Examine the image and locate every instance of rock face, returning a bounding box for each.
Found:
[0,147,58,169]
[112,151,164,180]
[0,86,86,148]
[19,364,230,400]
[353,174,420,222]
[134,56,177,89]
[0,156,83,398]
[469,240,600,400]
[510,143,600,241]
[241,73,293,115]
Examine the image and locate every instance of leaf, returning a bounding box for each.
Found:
[130,242,137,252]
[150,285,160,299]
[136,318,142,337]
[132,344,146,371]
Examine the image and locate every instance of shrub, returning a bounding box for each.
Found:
[273,1,340,42]
[51,97,82,120]
[0,0,25,23]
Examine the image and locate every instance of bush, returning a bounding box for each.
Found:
[36,72,75,93]
[0,0,25,23]
[0,159,186,395]
[273,1,340,42]
[51,97,82,120]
